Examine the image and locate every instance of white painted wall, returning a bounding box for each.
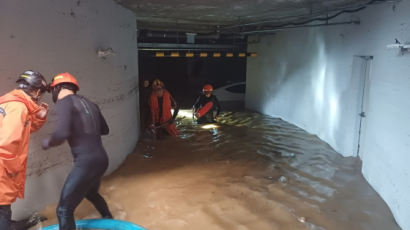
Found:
[246,1,410,229]
[0,0,139,219]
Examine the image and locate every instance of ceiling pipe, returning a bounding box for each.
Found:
[240,20,360,35]
[221,0,399,31]
[138,48,245,51]
[224,7,364,31]
[146,31,218,39]
[138,43,244,50]
[144,31,245,40]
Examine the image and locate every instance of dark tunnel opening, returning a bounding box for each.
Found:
[138,50,247,109]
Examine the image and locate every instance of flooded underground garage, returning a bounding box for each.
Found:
[1,0,409,230]
[36,112,399,230]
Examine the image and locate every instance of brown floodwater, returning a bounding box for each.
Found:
[34,111,400,230]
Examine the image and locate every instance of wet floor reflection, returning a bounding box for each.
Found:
[37,111,400,230]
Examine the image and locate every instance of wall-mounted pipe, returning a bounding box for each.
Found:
[240,20,360,35]
[221,0,398,31]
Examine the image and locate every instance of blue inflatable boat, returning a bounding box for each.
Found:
[42,219,146,230]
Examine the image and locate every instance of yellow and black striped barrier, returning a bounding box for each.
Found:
[154,52,257,58]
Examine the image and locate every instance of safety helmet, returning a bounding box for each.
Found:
[50,72,80,90]
[17,70,48,93]
[50,72,79,103]
[203,84,213,92]
[152,79,164,90]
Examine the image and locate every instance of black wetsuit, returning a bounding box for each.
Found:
[139,86,151,131]
[193,95,221,124]
[46,94,112,230]
[0,205,11,230]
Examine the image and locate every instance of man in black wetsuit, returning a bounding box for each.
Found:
[41,72,112,230]
[139,79,151,131]
[193,84,221,124]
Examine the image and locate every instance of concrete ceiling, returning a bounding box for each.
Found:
[114,0,373,33]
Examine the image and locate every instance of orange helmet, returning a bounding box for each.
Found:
[203,84,213,92]
[152,79,164,90]
[50,72,80,90]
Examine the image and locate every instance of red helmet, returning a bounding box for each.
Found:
[203,84,213,92]
[50,72,79,90]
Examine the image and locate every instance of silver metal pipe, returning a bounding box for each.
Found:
[240,20,359,35]
[138,43,244,50]
[222,0,399,30]
[144,31,244,40]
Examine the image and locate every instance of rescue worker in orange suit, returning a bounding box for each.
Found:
[149,79,179,137]
[193,84,221,124]
[0,71,49,230]
[41,73,112,230]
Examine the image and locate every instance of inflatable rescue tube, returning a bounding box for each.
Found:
[42,219,147,230]
[196,101,213,118]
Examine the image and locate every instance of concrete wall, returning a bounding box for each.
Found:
[246,1,410,229]
[0,0,139,219]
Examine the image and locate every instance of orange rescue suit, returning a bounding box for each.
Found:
[0,89,46,205]
[149,90,178,137]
